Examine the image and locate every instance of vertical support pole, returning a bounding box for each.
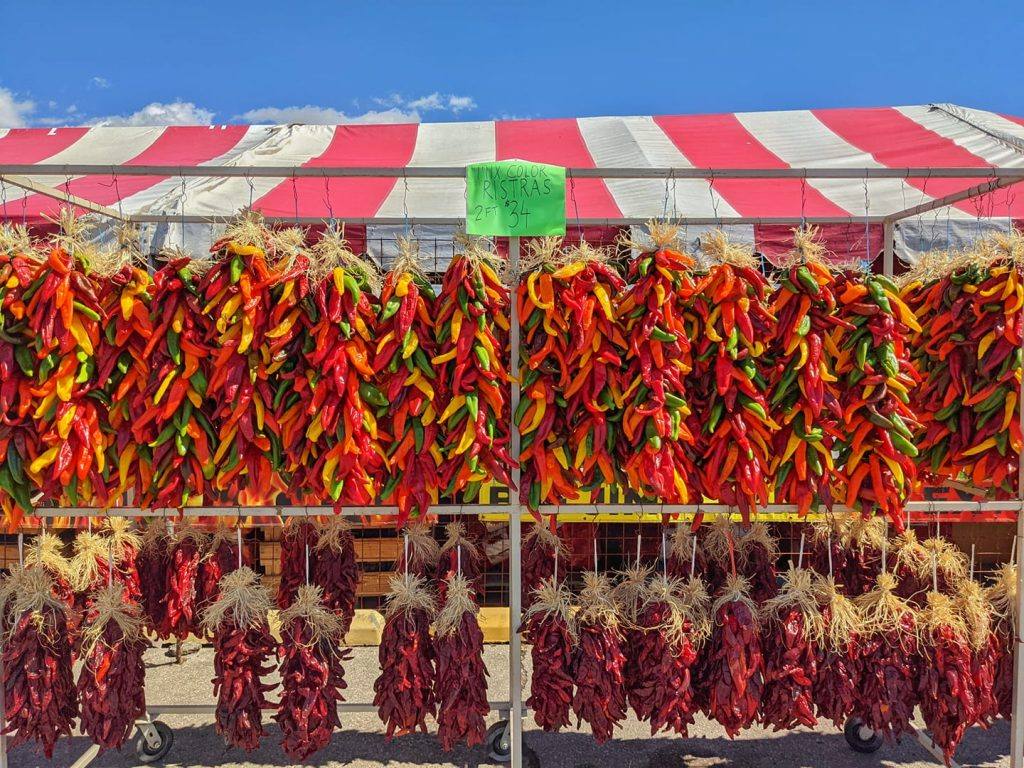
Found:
[882,219,895,277]
[1012,298,1024,768]
[0,652,6,768]
[507,236,524,768]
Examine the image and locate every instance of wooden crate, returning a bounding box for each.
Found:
[357,571,395,598]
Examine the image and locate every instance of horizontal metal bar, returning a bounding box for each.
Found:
[3,164,1023,180]
[31,504,516,517]
[130,214,889,226]
[146,700,522,716]
[885,176,1024,223]
[29,500,1023,518]
[535,501,1024,515]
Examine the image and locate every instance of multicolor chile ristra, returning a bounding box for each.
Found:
[832,271,920,530]
[616,236,697,503]
[433,248,515,501]
[133,257,215,509]
[767,250,843,515]
[375,260,441,525]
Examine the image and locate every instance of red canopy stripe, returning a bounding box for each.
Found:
[653,113,849,218]
[495,119,621,220]
[254,124,419,219]
[813,107,1024,217]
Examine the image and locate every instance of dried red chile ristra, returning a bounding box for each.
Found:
[572,572,627,744]
[374,576,437,739]
[614,563,653,715]
[955,578,998,727]
[101,518,143,604]
[522,521,562,606]
[198,526,247,616]
[312,518,360,634]
[204,568,278,753]
[163,524,208,639]
[275,585,350,761]
[69,531,113,643]
[986,563,1017,721]
[433,574,490,751]
[738,523,778,603]
[812,576,862,728]
[523,577,575,732]
[629,575,709,736]
[134,523,170,637]
[394,521,440,582]
[1,570,78,759]
[278,518,319,610]
[760,567,820,731]
[435,522,484,601]
[891,529,931,604]
[76,586,148,752]
[853,573,920,742]
[838,517,886,596]
[666,526,705,582]
[22,532,75,606]
[704,573,764,737]
[917,592,977,765]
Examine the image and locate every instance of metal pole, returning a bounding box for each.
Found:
[882,220,895,277]
[0,652,7,768]
[1011,291,1024,768]
[507,235,524,768]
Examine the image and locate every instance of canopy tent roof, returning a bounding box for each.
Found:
[0,103,1022,227]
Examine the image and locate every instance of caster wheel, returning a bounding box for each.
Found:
[844,717,882,754]
[135,720,174,764]
[486,720,511,762]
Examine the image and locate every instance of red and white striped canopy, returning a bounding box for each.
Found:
[1,103,1022,230]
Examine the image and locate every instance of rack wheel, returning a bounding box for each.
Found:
[487,720,511,762]
[844,717,882,754]
[135,720,173,764]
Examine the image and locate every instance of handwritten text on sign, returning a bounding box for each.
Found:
[466,160,566,236]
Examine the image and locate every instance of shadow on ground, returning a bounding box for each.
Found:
[7,718,1012,768]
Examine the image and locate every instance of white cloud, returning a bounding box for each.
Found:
[91,76,110,89]
[447,95,476,113]
[238,104,421,124]
[372,93,405,108]
[66,104,78,114]
[406,92,444,111]
[88,101,215,126]
[0,87,36,128]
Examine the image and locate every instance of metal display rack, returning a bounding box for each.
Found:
[0,162,1021,768]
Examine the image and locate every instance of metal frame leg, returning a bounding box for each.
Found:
[1013,316,1024,768]
[508,235,524,768]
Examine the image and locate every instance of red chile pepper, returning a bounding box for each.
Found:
[432,574,489,751]
[917,593,977,765]
[312,517,360,634]
[522,520,562,607]
[76,585,148,752]
[738,523,778,603]
[1,570,78,759]
[435,522,485,602]
[162,524,207,639]
[987,563,1017,721]
[523,577,574,732]
[134,521,170,638]
[274,585,349,761]
[205,568,278,753]
[955,578,998,728]
[704,573,764,737]
[394,520,440,582]
[277,518,318,610]
[572,572,627,744]
[852,573,920,743]
[374,575,437,739]
[197,525,248,616]
[812,577,862,728]
[759,567,819,731]
[627,575,707,737]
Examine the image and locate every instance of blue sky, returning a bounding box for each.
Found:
[2,0,1021,127]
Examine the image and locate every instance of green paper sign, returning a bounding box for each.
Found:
[466,159,566,236]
